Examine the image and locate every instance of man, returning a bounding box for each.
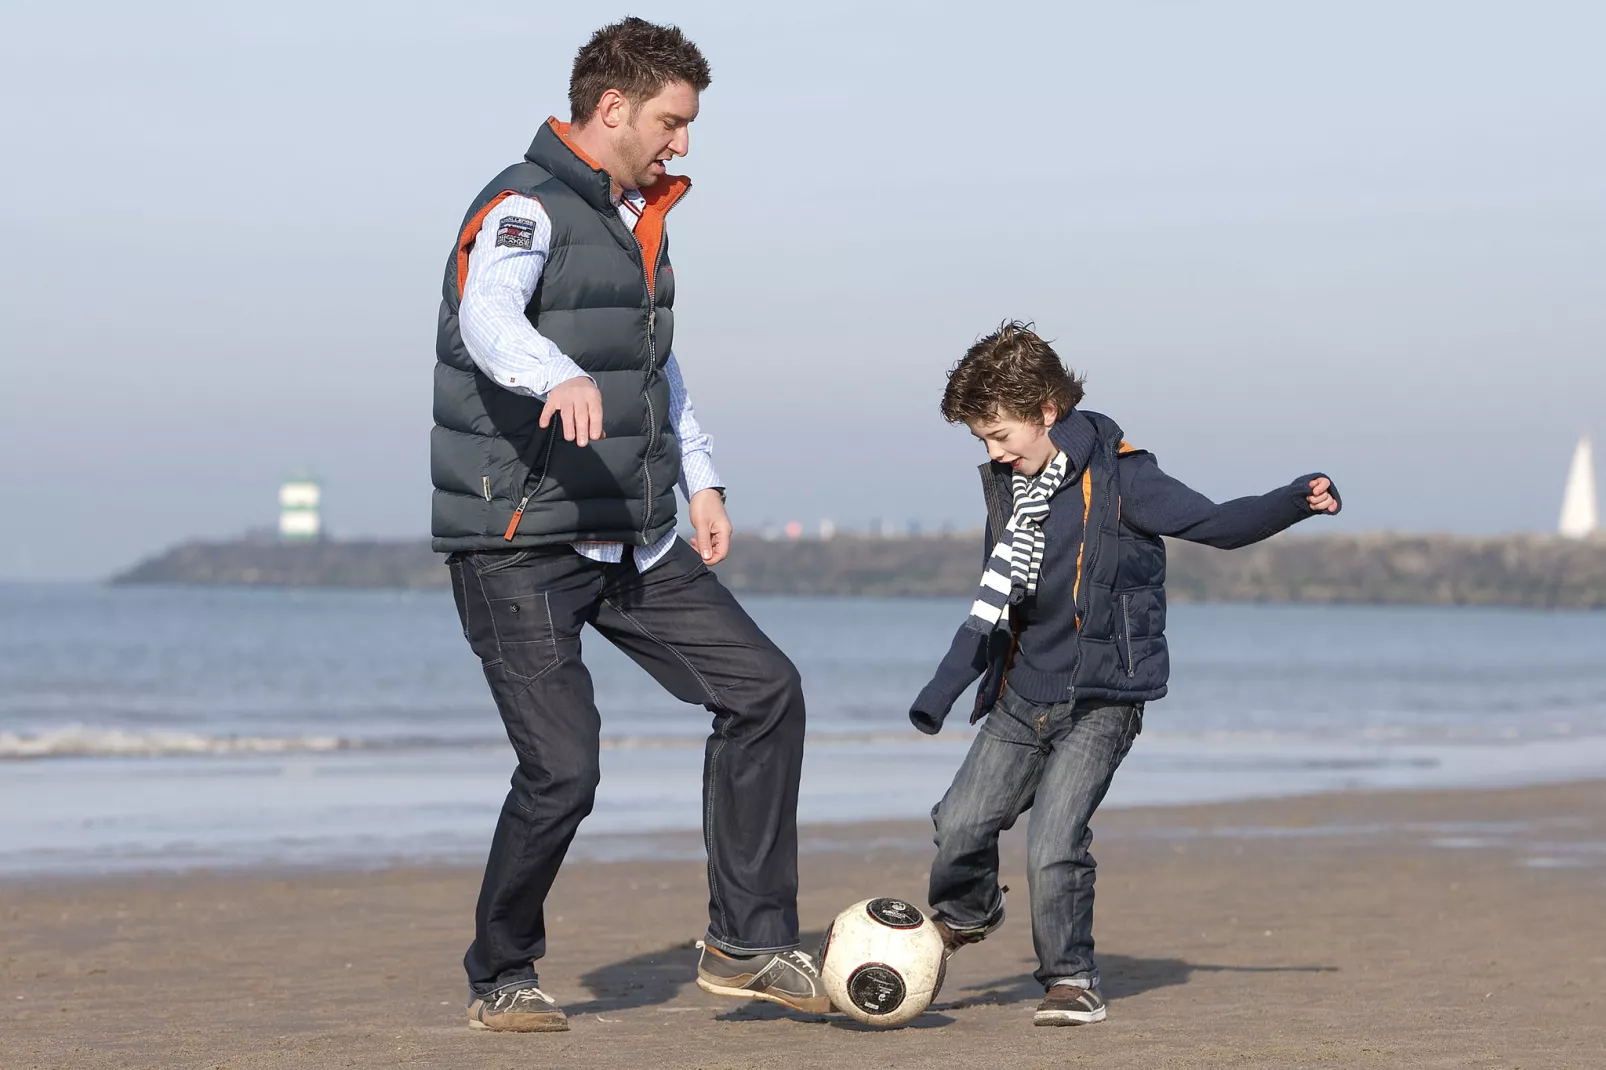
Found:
[432,18,826,1032]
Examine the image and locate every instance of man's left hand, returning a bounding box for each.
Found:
[689,488,732,565]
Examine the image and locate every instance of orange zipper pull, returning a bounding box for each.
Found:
[503,495,531,540]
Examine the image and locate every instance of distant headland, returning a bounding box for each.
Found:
[110,532,1606,610]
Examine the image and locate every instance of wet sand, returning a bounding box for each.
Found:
[5,779,1605,1069]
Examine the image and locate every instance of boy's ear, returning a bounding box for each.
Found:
[1041,402,1059,426]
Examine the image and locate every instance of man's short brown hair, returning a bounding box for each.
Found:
[941,321,1086,425]
[569,17,712,124]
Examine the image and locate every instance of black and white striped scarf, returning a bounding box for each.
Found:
[966,451,1071,633]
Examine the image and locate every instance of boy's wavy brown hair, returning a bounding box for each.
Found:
[941,321,1086,425]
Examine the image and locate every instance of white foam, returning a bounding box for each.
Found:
[0,725,348,760]
[0,725,964,762]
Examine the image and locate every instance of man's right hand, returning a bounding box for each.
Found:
[539,376,605,447]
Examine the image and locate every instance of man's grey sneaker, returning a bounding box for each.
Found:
[931,885,1008,958]
[695,941,832,1014]
[467,981,569,1032]
[1033,983,1106,1026]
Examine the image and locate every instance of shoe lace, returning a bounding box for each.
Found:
[503,986,554,1008]
[778,949,820,978]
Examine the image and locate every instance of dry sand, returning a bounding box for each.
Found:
[5,780,1605,1069]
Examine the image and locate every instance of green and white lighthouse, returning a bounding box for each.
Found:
[278,475,322,541]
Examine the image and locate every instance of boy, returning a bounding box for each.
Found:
[909,322,1340,1027]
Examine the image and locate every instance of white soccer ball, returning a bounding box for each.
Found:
[818,897,947,1027]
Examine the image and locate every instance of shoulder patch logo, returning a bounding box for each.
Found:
[494,217,536,250]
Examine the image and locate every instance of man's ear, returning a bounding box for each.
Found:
[597,88,629,129]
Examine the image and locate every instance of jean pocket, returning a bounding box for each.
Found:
[1113,705,1144,765]
[482,587,561,681]
[984,687,1043,744]
[467,549,542,577]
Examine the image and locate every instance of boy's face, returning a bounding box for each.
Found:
[967,404,1060,476]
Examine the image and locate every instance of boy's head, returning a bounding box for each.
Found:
[942,322,1086,477]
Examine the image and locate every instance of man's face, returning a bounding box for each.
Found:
[613,81,699,190]
[967,405,1059,476]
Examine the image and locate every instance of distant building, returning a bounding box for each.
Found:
[784,520,803,541]
[1559,434,1598,539]
[279,477,322,541]
[818,518,837,540]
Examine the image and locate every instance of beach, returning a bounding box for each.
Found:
[6,778,1604,1069]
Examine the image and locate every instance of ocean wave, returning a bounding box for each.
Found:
[0,724,972,762]
[0,726,351,760]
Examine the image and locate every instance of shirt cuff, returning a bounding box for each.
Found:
[533,358,594,400]
[680,460,724,501]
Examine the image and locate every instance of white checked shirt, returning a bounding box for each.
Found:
[458,189,721,571]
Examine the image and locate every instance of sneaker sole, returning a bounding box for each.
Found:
[467,1015,570,1032]
[695,975,832,1015]
[467,1001,570,1032]
[1033,1006,1107,1027]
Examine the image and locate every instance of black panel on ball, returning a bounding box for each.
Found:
[864,898,924,929]
[846,963,907,1015]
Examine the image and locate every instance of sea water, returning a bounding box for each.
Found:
[2,583,1604,876]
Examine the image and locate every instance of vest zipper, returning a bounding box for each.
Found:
[1065,442,1119,703]
[1121,593,1135,677]
[635,185,689,542]
[502,427,558,541]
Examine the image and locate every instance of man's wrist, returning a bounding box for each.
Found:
[692,486,727,505]
[535,365,595,400]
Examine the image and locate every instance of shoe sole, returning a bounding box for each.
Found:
[467,1015,570,1032]
[696,975,832,1015]
[467,1001,570,1032]
[1033,1007,1107,1027]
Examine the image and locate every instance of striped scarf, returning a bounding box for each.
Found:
[966,451,1070,633]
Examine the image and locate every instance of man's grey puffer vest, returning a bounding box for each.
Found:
[431,118,687,553]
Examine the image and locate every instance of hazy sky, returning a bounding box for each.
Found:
[2,0,1603,579]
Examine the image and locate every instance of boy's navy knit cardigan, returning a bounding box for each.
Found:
[910,409,1340,734]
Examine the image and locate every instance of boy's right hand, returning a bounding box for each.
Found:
[1307,476,1339,514]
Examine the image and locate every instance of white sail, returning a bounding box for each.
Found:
[1558,434,1598,538]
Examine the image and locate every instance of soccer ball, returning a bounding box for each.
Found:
[818,897,946,1027]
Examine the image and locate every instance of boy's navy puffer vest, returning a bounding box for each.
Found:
[969,410,1170,720]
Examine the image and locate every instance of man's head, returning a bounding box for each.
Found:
[941,322,1086,477]
[568,18,711,191]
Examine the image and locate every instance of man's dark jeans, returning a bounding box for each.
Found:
[928,685,1142,989]
[448,540,806,997]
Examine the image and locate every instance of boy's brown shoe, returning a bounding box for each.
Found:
[1033,983,1106,1026]
[931,886,1008,957]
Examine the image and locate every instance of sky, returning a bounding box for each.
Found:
[1,0,1603,579]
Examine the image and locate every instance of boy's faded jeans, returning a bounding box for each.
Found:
[929,684,1143,989]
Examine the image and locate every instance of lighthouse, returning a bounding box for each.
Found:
[1558,434,1598,539]
[279,477,322,541]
